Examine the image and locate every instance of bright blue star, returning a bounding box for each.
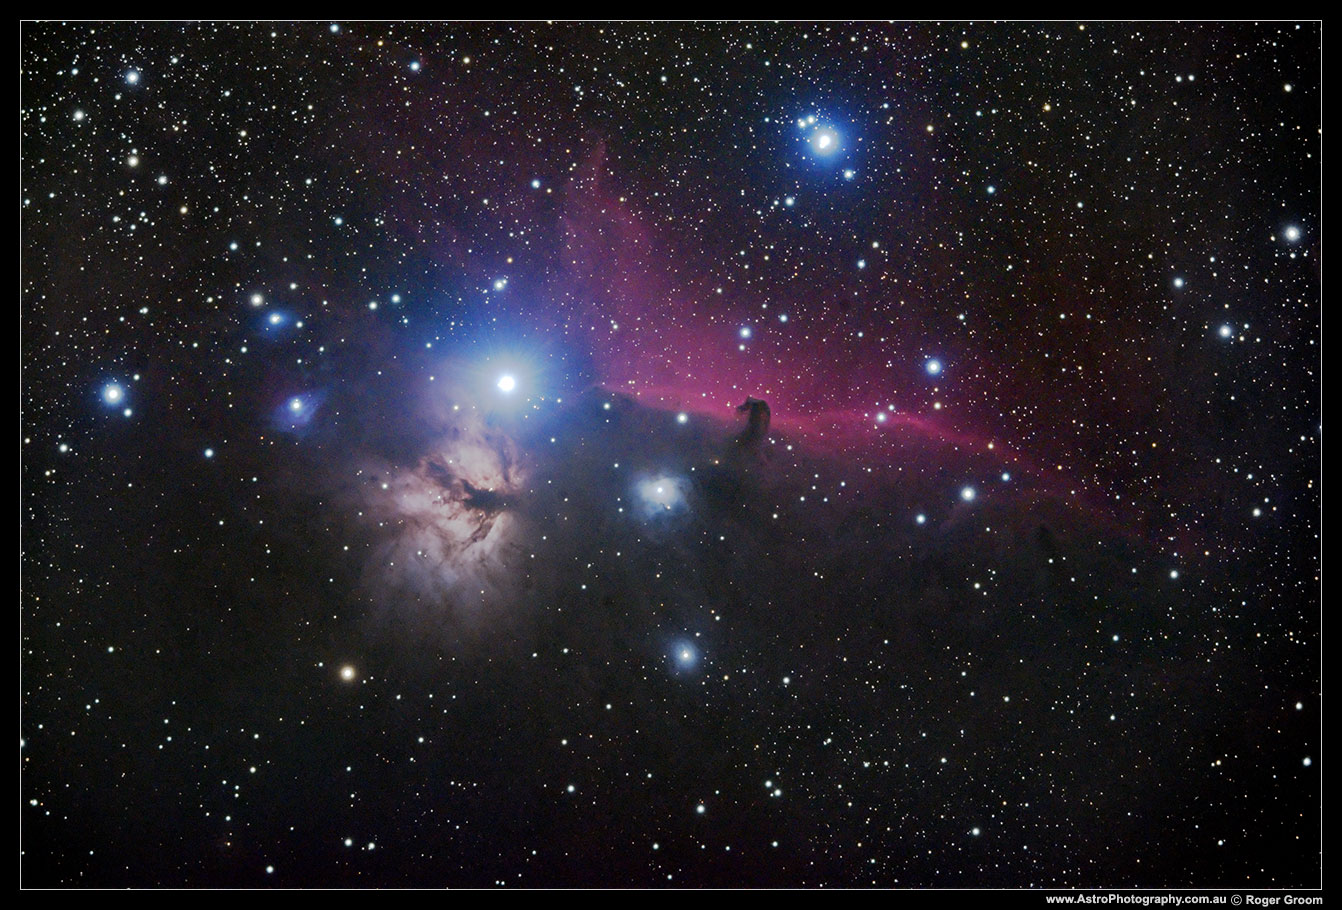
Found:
[101,382,126,406]
[925,358,942,376]
[808,126,841,157]
[477,353,542,412]
[277,393,320,431]
[669,639,700,674]
[641,479,678,509]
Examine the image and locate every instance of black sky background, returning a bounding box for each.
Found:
[22,22,1319,887]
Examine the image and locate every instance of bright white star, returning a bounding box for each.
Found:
[810,127,840,156]
[673,641,699,669]
[636,475,687,516]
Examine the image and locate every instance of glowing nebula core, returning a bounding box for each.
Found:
[348,401,529,627]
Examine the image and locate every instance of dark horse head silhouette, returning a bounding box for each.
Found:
[735,397,771,446]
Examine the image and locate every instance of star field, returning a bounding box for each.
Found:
[21,22,1319,889]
